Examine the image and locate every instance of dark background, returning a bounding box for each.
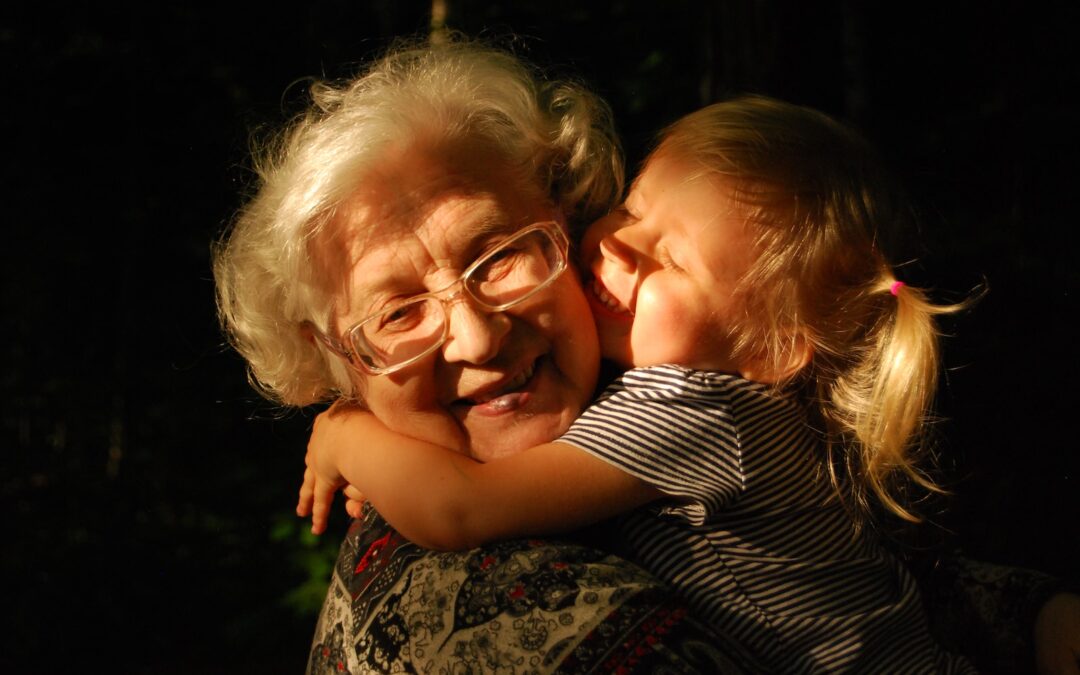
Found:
[3,2,1077,672]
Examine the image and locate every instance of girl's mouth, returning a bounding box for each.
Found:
[590,278,632,316]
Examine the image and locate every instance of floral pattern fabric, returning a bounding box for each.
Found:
[308,506,1068,674]
[307,506,767,674]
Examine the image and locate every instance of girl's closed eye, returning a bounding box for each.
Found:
[657,245,685,272]
[617,199,644,221]
[611,204,636,221]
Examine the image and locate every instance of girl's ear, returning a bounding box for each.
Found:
[738,333,813,384]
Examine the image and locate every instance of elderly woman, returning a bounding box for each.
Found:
[215,38,1078,674]
[216,38,759,673]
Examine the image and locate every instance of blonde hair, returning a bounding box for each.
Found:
[213,36,623,406]
[657,95,968,524]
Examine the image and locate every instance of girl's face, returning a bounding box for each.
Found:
[581,151,759,374]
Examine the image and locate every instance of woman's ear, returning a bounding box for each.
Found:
[738,333,813,384]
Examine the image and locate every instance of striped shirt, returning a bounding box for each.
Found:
[559,366,974,674]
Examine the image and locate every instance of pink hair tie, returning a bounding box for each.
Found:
[889,281,905,296]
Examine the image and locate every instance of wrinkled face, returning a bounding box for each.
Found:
[581,151,758,373]
[323,141,599,462]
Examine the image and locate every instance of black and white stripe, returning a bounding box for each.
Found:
[560,365,973,674]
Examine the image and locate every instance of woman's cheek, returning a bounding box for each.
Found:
[365,369,469,454]
[552,278,600,390]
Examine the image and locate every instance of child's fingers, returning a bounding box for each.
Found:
[345,499,363,519]
[297,467,316,517]
[298,465,336,535]
[310,480,337,535]
[343,485,366,502]
[343,485,367,519]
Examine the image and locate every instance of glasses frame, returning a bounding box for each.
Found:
[312,221,569,376]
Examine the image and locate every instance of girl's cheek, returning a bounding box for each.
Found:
[637,283,678,321]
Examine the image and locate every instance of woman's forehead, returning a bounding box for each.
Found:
[344,193,515,273]
[336,142,543,243]
[339,178,533,254]
[320,156,551,324]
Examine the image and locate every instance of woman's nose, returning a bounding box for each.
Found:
[441,299,511,364]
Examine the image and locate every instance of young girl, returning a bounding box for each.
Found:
[299,95,975,672]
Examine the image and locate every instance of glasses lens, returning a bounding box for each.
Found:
[343,224,566,374]
[466,228,564,307]
[352,297,445,371]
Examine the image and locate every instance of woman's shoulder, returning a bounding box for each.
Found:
[308,507,767,674]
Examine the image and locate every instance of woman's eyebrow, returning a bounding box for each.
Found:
[458,211,519,243]
[343,255,413,319]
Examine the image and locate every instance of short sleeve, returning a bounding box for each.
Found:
[559,366,748,526]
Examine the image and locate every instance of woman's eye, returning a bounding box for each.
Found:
[378,303,422,331]
[475,246,524,281]
[486,247,519,264]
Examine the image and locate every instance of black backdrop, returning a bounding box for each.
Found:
[4,2,1078,672]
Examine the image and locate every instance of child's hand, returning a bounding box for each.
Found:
[297,461,345,535]
[295,401,363,534]
[296,473,367,533]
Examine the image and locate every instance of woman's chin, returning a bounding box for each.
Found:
[458,358,583,462]
[466,415,570,462]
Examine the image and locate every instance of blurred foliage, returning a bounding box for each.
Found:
[3,0,1078,671]
[270,513,345,616]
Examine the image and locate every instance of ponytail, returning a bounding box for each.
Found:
[818,279,969,524]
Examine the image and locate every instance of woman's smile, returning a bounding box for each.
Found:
[452,355,539,411]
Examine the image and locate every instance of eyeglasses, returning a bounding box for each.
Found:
[313,221,569,375]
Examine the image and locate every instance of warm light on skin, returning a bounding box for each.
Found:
[581,151,760,376]
[323,140,600,462]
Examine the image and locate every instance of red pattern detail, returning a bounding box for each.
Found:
[354,531,393,574]
[508,584,525,599]
[601,605,687,672]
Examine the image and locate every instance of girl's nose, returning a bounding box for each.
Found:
[598,233,638,272]
[441,299,511,365]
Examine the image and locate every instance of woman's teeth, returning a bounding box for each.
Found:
[592,279,631,315]
[472,361,536,404]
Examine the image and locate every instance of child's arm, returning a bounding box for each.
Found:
[296,405,662,550]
